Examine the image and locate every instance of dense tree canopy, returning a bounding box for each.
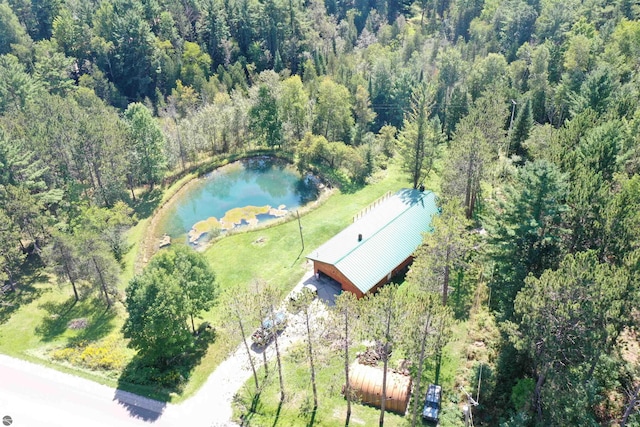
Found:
[1,0,640,423]
[123,246,217,363]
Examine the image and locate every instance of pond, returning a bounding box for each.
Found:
[155,157,320,246]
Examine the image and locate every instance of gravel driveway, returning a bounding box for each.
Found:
[0,267,342,427]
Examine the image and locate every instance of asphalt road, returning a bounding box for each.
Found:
[0,355,165,427]
[0,269,342,427]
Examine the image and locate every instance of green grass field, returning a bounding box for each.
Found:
[0,158,416,403]
[230,320,466,427]
[233,341,409,427]
[0,155,472,426]
[178,160,411,400]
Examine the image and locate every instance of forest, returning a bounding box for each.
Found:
[1,0,640,424]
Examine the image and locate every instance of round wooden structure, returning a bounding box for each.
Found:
[347,363,412,414]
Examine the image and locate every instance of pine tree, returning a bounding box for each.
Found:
[398,82,439,189]
[488,160,569,320]
[408,199,471,305]
[509,98,532,161]
[330,291,360,426]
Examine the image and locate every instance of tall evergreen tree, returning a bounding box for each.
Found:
[489,159,569,320]
[43,231,82,302]
[329,291,360,426]
[398,82,441,190]
[510,251,637,425]
[408,199,471,305]
[363,285,405,427]
[509,98,532,161]
[78,231,120,308]
[0,208,23,292]
[441,89,507,218]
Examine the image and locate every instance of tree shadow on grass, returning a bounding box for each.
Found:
[449,269,473,321]
[316,166,365,195]
[0,279,47,325]
[236,386,264,426]
[338,181,365,195]
[35,297,116,343]
[0,255,49,325]
[117,327,217,408]
[132,188,163,220]
[271,399,283,427]
[305,408,317,427]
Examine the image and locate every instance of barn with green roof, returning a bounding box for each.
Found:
[306,188,439,298]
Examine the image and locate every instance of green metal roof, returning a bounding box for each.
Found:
[307,189,438,294]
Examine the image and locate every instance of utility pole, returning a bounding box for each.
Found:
[460,386,478,427]
[297,210,304,252]
[463,405,470,427]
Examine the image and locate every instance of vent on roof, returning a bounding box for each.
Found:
[358,233,363,242]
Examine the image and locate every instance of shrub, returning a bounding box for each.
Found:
[50,336,128,372]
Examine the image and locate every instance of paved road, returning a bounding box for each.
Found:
[0,269,342,427]
[0,355,164,427]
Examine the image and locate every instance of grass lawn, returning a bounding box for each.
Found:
[231,320,467,427]
[178,160,412,401]
[0,158,417,403]
[233,341,409,427]
[0,266,134,388]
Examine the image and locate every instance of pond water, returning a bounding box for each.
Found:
[156,157,320,246]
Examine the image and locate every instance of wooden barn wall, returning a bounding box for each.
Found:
[313,256,415,298]
[312,261,365,299]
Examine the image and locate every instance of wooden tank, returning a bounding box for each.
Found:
[346,362,412,414]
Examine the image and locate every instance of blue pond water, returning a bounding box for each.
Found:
[157,157,319,244]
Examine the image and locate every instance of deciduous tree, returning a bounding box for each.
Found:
[124,265,192,364]
[313,77,354,143]
[159,246,217,334]
[280,75,309,143]
[124,102,167,192]
[123,246,217,363]
[353,85,376,146]
[180,41,212,91]
[250,84,283,148]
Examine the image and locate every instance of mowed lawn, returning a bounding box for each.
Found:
[0,159,416,402]
[180,161,411,399]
